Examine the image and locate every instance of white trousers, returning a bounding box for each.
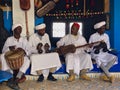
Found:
[65,53,93,75]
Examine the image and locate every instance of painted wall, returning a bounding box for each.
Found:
[114,0,120,51]
[3,11,44,34]
[2,0,120,52]
[3,11,12,34]
[109,0,120,51]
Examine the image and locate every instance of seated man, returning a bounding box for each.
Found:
[89,21,118,83]
[29,23,61,82]
[56,22,93,82]
[0,24,30,90]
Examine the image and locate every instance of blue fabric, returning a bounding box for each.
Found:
[54,64,67,74]
[25,51,120,75]
[109,51,120,72]
[0,70,12,82]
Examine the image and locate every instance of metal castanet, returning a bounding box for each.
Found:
[19,0,31,40]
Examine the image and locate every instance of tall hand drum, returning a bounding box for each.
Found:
[4,49,24,70]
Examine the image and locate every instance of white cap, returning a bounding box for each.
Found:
[35,23,46,30]
[94,21,106,29]
[12,24,22,31]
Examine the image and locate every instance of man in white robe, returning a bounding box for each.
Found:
[57,22,93,82]
[29,23,61,82]
[0,24,30,90]
[89,21,118,83]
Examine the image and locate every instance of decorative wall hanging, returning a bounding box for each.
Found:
[36,0,59,17]
[19,0,31,40]
[45,0,109,20]
[12,0,35,37]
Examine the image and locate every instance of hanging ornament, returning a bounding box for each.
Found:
[34,0,43,9]
[66,4,70,9]
[90,0,95,7]
[70,0,74,7]
[66,0,70,9]
[76,0,78,6]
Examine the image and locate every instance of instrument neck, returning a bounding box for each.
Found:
[75,41,101,49]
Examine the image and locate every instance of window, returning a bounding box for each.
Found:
[52,22,83,38]
[52,22,66,38]
[69,22,83,35]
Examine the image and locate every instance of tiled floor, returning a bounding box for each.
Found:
[1,77,120,90]
[1,62,120,90]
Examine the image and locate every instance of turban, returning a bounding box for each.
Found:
[72,22,80,29]
[94,21,106,29]
[35,23,46,30]
[12,24,22,31]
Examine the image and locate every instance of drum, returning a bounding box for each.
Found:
[4,49,24,70]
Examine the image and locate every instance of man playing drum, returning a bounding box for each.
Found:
[56,22,93,82]
[0,24,30,90]
[29,23,61,82]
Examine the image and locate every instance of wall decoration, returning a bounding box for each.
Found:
[45,0,109,20]
[12,0,35,37]
[106,14,109,29]
[19,0,31,40]
[0,0,12,11]
[36,0,59,17]
[104,0,109,13]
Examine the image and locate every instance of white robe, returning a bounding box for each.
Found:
[29,33,61,76]
[0,36,30,74]
[89,32,118,67]
[29,33,51,54]
[57,34,93,75]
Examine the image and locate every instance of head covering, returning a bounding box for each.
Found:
[35,23,46,30]
[94,21,106,29]
[12,24,22,31]
[72,22,80,29]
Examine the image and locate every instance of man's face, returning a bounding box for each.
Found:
[14,26,22,35]
[71,25,79,36]
[38,28,45,36]
[97,25,106,35]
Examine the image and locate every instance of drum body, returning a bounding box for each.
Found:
[4,49,24,70]
[55,44,76,55]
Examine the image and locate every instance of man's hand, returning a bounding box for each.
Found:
[44,43,50,53]
[17,47,26,55]
[9,46,16,51]
[88,43,94,48]
[37,43,43,54]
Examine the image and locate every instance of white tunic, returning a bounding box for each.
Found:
[29,33,61,76]
[57,34,93,75]
[29,33,51,54]
[89,32,118,67]
[0,36,30,73]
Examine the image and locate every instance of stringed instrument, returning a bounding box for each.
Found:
[54,41,102,55]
